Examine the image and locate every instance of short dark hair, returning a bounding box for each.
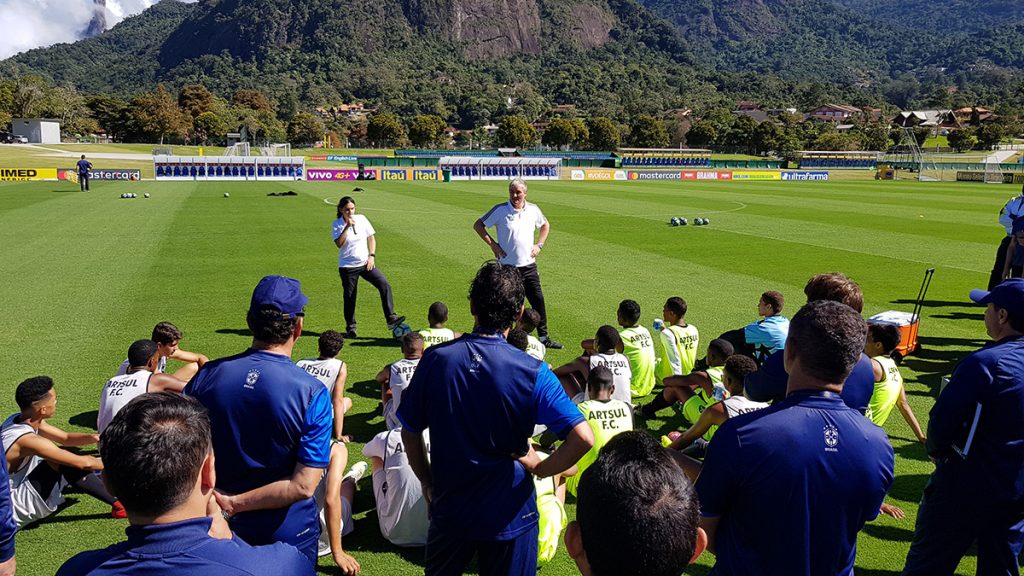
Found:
[318,330,345,358]
[788,300,867,384]
[595,325,621,351]
[723,354,758,383]
[506,328,529,352]
[707,339,735,362]
[151,322,182,345]
[761,291,784,314]
[577,431,701,576]
[401,331,424,354]
[804,273,864,313]
[587,364,614,395]
[664,296,687,319]
[247,306,298,344]
[867,323,901,355]
[16,376,54,411]
[336,196,355,218]
[128,339,158,368]
[100,393,211,518]
[520,308,541,333]
[469,262,525,332]
[618,300,641,325]
[427,301,449,324]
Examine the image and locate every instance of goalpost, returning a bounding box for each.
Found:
[224,142,251,157]
[984,159,1005,184]
[260,143,292,157]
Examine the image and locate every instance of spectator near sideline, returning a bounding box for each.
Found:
[56,393,312,576]
[565,431,707,576]
[903,279,1024,575]
[680,301,894,576]
[744,273,874,414]
[474,179,563,349]
[77,154,92,192]
[988,184,1024,290]
[185,276,332,565]
[397,262,593,575]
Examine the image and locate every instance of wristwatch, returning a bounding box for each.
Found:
[537,243,544,249]
[368,253,376,257]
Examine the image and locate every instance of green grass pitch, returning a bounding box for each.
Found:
[0,175,1003,575]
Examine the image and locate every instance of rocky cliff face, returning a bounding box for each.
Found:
[84,0,108,37]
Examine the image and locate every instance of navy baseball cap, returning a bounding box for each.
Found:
[970,278,1024,320]
[249,275,307,318]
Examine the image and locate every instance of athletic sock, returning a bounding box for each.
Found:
[64,469,117,505]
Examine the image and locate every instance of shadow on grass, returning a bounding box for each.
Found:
[887,473,930,505]
[862,522,916,542]
[22,498,110,529]
[890,299,973,308]
[346,337,399,348]
[894,442,932,463]
[349,378,383,401]
[929,311,984,321]
[340,403,383,444]
[215,327,325,338]
[69,410,98,431]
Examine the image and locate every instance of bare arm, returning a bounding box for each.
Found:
[170,349,208,366]
[17,435,102,471]
[897,385,927,444]
[215,462,323,516]
[552,356,589,378]
[366,235,377,271]
[332,364,349,441]
[149,373,187,394]
[474,219,507,259]
[37,421,98,447]
[530,221,550,258]
[520,421,594,479]
[324,447,360,575]
[402,429,432,505]
[334,218,354,248]
[872,359,885,383]
[669,403,726,451]
[1005,241,1017,279]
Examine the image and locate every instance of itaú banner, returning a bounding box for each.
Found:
[0,168,58,181]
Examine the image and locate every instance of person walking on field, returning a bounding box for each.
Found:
[77,155,92,192]
[474,178,562,349]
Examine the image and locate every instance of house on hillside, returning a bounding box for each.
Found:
[807,104,862,123]
[953,106,997,125]
[314,103,375,120]
[549,104,576,117]
[733,103,769,124]
[892,110,960,131]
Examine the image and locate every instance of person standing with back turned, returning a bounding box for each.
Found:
[77,155,92,192]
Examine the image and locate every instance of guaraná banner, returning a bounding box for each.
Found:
[0,168,58,181]
[732,171,782,180]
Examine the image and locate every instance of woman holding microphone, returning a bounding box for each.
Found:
[333,196,404,338]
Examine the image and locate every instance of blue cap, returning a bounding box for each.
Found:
[970,278,1024,320]
[249,276,307,318]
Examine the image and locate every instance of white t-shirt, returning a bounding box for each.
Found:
[480,201,546,267]
[332,214,375,268]
[362,428,430,547]
[384,357,420,430]
[296,357,344,395]
[115,356,166,376]
[2,414,67,528]
[589,352,633,404]
[98,370,152,434]
[526,334,546,361]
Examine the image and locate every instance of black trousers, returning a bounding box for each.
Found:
[516,263,548,338]
[339,265,396,331]
[989,235,1013,290]
[79,173,89,191]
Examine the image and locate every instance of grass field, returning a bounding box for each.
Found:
[0,174,1008,575]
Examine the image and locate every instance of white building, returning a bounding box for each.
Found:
[11,118,61,144]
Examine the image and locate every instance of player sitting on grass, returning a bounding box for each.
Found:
[581,300,656,399]
[565,366,633,496]
[864,324,926,444]
[743,291,789,361]
[565,431,706,576]
[506,328,530,354]
[518,308,547,361]
[297,330,353,443]
[417,302,461,349]
[640,339,733,420]
[362,428,430,547]
[655,296,700,384]
[663,355,767,456]
[116,322,208,383]
[534,449,576,566]
[376,332,423,430]
[2,376,125,528]
[314,443,366,575]
[56,392,312,576]
[98,339,187,434]
[554,325,632,405]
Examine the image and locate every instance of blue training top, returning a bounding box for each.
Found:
[397,332,585,540]
[744,349,874,414]
[185,349,332,547]
[56,517,313,576]
[697,391,894,576]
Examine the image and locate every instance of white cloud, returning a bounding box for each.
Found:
[0,0,193,60]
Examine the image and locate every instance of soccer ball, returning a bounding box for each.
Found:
[391,322,412,339]
[670,217,679,226]
[144,193,150,198]
[704,217,710,225]
[130,193,137,198]
[680,217,688,226]
[224,192,230,198]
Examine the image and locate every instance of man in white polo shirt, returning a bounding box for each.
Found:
[473,178,562,348]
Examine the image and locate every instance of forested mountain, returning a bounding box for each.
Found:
[828,0,1024,32]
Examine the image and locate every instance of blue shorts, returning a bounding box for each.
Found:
[424,523,539,576]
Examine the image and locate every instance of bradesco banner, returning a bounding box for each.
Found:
[781,171,829,181]
[0,168,58,181]
[58,169,141,181]
[732,171,781,180]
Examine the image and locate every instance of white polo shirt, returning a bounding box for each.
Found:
[480,201,546,267]
[332,214,375,268]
